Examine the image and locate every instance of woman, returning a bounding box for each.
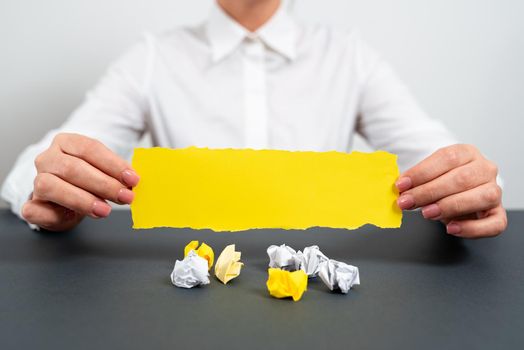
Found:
[1,0,506,237]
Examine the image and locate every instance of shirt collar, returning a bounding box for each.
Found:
[206,2,297,63]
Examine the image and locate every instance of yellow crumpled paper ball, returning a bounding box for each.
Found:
[266,268,308,301]
[215,244,243,284]
[184,241,214,270]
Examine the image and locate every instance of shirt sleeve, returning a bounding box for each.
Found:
[354,35,458,171]
[1,35,155,223]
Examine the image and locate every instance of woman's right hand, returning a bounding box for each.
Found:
[21,133,140,231]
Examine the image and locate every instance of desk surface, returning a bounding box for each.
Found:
[0,209,523,350]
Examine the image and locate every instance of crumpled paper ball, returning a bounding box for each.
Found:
[266,268,308,301]
[171,250,210,288]
[184,240,214,270]
[318,259,360,294]
[215,244,243,284]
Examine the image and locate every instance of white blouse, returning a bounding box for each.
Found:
[1,2,456,221]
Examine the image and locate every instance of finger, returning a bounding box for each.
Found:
[21,199,83,230]
[446,206,507,238]
[421,182,502,220]
[39,153,134,204]
[397,144,478,191]
[440,213,478,225]
[399,160,496,209]
[33,173,112,218]
[52,133,139,187]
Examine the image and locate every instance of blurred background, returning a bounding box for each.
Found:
[0,0,523,208]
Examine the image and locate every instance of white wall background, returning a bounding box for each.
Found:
[0,0,523,208]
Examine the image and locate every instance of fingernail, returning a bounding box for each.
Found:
[447,223,462,235]
[422,204,441,219]
[395,177,412,192]
[397,194,415,210]
[122,169,140,187]
[92,201,111,218]
[117,188,135,204]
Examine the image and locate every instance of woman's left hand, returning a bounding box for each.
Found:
[395,144,507,238]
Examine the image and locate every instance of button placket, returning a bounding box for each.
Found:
[242,37,268,149]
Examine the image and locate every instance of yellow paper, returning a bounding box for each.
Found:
[266,268,308,302]
[184,241,214,270]
[214,244,243,284]
[131,147,402,231]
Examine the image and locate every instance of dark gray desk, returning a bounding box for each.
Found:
[0,209,522,350]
